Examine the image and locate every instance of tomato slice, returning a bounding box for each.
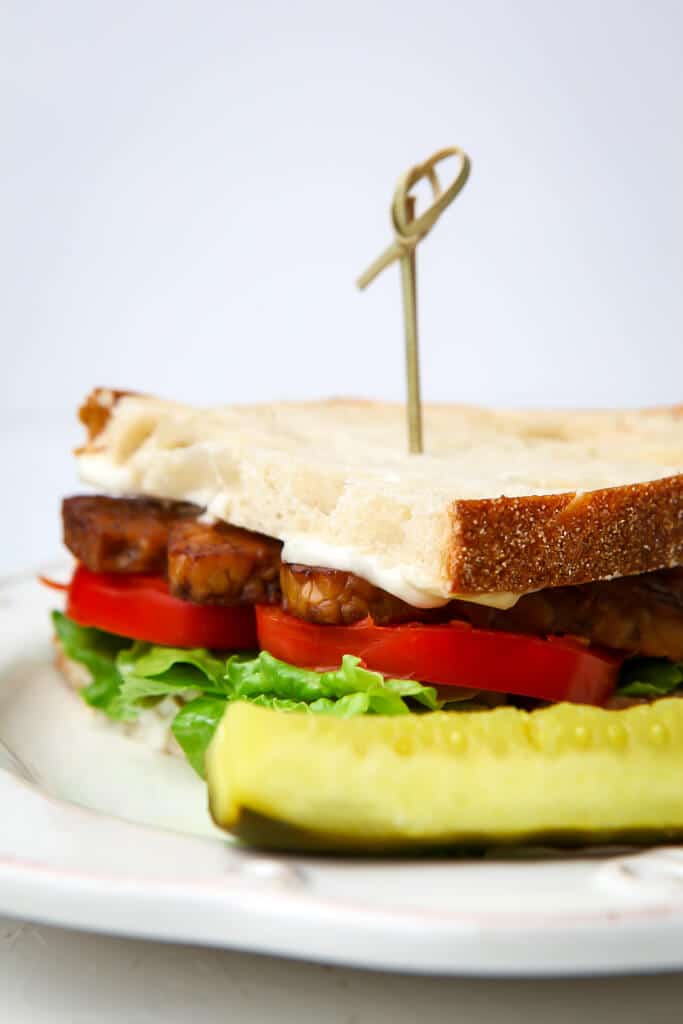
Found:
[67,566,257,649]
[256,607,622,705]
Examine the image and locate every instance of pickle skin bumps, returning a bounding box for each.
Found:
[206,701,683,852]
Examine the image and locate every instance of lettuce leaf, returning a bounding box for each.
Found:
[171,697,227,776]
[226,651,441,714]
[52,611,134,720]
[52,613,441,776]
[616,657,683,698]
[117,643,231,706]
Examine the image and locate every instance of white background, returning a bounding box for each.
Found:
[2,1,683,1018]
[2,0,683,418]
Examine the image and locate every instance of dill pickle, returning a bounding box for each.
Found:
[206,701,683,852]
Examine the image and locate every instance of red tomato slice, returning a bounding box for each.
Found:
[67,566,257,649]
[256,606,622,705]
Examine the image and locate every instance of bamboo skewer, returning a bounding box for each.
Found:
[357,146,471,453]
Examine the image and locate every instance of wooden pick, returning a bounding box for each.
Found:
[357,146,471,453]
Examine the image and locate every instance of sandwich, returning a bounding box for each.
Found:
[52,388,683,849]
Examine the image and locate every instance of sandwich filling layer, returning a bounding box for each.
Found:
[62,495,683,662]
[55,489,683,783]
[53,391,683,787]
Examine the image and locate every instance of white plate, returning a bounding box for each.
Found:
[2,571,683,977]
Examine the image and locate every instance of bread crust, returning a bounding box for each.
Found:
[77,387,137,449]
[449,475,683,594]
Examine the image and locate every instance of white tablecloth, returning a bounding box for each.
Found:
[2,916,683,1024]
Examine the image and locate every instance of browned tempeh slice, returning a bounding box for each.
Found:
[468,567,683,662]
[168,520,282,606]
[77,388,137,445]
[280,563,436,625]
[62,495,199,574]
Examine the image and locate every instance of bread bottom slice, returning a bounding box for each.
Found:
[53,637,184,758]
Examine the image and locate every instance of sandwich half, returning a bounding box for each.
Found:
[52,388,683,848]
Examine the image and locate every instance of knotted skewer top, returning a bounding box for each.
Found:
[357,146,471,452]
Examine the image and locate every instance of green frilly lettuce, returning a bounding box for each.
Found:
[616,657,683,698]
[52,612,441,776]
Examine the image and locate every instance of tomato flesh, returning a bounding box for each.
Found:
[67,566,257,649]
[256,607,621,705]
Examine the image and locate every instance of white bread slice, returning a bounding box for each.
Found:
[75,390,683,603]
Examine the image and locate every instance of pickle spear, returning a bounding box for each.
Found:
[206,700,683,852]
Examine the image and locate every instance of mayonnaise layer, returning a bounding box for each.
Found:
[281,536,522,610]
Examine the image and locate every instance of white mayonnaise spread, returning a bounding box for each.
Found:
[281,536,522,610]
